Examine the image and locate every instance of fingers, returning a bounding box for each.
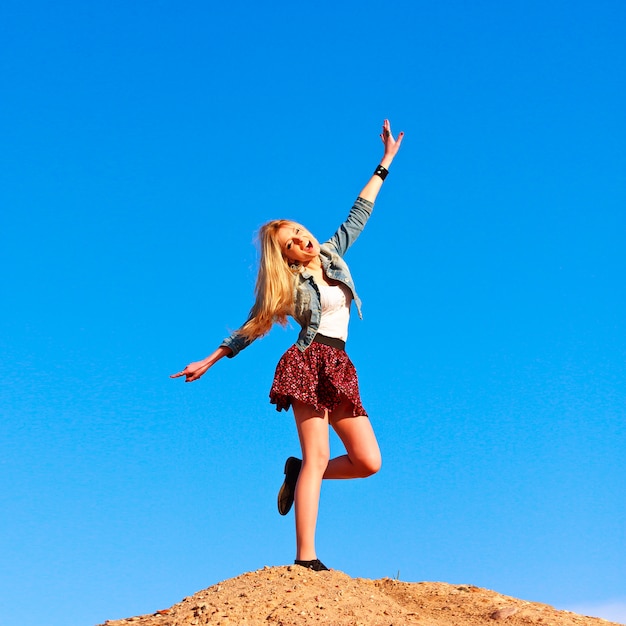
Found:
[171,362,209,382]
[380,119,391,143]
[380,119,399,142]
[380,119,405,154]
[170,367,194,381]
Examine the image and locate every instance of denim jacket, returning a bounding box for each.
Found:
[220,196,374,357]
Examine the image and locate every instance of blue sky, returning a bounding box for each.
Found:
[1,1,625,625]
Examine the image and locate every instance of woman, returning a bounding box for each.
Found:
[171,119,404,571]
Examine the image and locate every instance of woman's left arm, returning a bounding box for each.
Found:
[324,120,404,256]
[358,119,404,203]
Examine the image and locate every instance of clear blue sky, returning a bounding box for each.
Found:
[1,1,625,625]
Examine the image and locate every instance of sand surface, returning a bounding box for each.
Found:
[98,566,623,626]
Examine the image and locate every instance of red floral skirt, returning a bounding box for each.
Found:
[269,342,367,416]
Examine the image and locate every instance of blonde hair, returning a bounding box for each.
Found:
[238,219,300,341]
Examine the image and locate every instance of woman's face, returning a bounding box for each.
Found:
[276,223,320,265]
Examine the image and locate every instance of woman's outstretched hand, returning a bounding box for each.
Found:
[170,358,211,382]
[380,119,404,164]
[170,346,232,382]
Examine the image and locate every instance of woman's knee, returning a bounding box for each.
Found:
[353,451,382,477]
[302,448,331,474]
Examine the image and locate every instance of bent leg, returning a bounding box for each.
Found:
[292,399,330,561]
[325,400,382,479]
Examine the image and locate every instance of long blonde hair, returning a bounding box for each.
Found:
[238,219,300,341]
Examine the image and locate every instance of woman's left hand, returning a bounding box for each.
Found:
[380,119,404,163]
[356,119,405,203]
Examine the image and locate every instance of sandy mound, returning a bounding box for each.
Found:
[99,566,622,626]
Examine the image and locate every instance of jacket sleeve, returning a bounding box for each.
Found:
[219,319,255,358]
[324,197,374,257]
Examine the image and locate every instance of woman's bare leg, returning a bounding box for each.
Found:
[325,400,382,479]
[291,399,381,560]
[292,400,330,561]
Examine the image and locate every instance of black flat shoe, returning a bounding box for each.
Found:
[277,456,301,516]
[294,559,329,571]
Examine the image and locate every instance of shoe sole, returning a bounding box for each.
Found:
[277,457,300,515]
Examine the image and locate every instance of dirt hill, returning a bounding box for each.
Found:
[98,566,623,626]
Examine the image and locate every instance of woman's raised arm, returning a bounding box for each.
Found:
[358,119,404,203]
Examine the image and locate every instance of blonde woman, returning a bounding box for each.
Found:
[172,120,404,571]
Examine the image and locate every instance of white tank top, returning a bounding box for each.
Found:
[316,283,352,341]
